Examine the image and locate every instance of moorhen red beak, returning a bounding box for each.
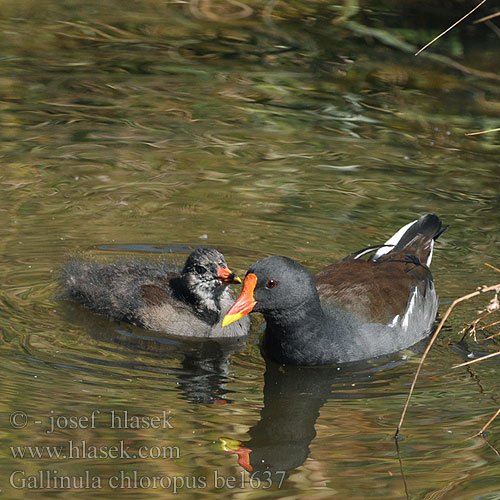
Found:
[222,273,257,326]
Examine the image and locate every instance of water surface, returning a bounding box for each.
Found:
[1,1,499,498]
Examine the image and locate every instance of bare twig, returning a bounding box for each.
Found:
[474,11,500,23]
[459,309,496,341]
[395,283,500,438]
[485,263,500,273]
[466,128,500,136]
[451,350,500,368]
[481,436,500,456]
[473,408,500,437]
[342,19,500,82]
[415,0,488,56]
[394,439,410,500]
[483,329,500,341]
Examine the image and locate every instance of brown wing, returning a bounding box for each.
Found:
[140,276,177,307]
[313,250,432,325]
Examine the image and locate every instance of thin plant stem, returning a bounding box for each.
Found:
[473,408,500,437]
[415,0,488,56]
[451,350,500,369]
[395,283,500,438]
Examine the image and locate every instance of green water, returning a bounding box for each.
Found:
[1,1,499,498]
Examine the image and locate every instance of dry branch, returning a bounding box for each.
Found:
[451,350,500,368]
[415,0,488,56]
[474,408,500,437]
[395,281,500,438]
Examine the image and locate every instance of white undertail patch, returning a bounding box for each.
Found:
[353,247,380,260]
[372,218,418,260]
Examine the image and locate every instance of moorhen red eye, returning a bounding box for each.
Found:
[223,214,448,366]
[58,247,249,338]
[266,280,277,289]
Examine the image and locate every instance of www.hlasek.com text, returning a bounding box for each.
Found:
[11,440,180,460]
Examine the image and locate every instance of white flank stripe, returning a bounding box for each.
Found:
[402,288,418,330]
[427,240,434,266]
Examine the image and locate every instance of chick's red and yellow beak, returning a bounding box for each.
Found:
[217,264,242,285]
[222,273,257,327]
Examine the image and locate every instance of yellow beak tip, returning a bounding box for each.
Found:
[234,276,242,284]
[222,313,240,327]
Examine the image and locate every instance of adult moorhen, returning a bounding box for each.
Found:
[223,214,447,365]
[59,247,250,337]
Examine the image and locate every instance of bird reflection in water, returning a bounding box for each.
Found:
[60,301,247,405]
[220,350,421,484]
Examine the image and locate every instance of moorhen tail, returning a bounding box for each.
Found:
[223,214,447,365]
[59,247,250,337]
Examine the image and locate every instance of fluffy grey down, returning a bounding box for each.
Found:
[58,256,249,338]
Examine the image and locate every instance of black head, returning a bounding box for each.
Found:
[182,247,241,291]
[180,247,242,320]
[223,255,319,326]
